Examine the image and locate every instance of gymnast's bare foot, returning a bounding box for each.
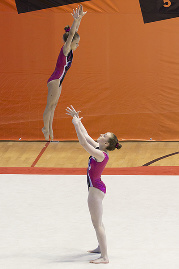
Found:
[42,127,49,141]
[88,246,101,253]
[90,257,109,264]
[49,129,53,141]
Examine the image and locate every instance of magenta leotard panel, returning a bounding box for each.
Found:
[47,46,73,86]
[87,152,109,194]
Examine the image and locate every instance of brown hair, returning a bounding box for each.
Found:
[106,133,122,151]
[63,25,80,42]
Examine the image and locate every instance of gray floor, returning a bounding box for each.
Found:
[0,174,179,269]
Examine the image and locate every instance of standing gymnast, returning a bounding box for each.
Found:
[42,5,87,141]
[66,105,122,264]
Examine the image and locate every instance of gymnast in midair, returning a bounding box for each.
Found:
[66,105,122,264]
[42,5,86,141]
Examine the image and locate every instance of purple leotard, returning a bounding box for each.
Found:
[47,46,73,86]
[87,151,109,194]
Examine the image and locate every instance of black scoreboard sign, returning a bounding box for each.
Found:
[139,0,179,23]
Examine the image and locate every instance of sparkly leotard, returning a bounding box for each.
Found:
[87,151,109,194]
[47,46,73,86]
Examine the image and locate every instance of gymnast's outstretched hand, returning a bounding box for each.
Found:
[79,4,87,17]
[71,5,87,20]
[66,105,81,118]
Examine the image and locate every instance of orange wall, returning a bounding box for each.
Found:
[0,0,179,141]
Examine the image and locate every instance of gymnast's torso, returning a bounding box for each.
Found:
[87,151,109,194]
[47,46,73,86]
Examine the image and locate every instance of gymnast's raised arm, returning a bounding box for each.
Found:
[63,5,87,56]
[66,105,99,148]
[66,106,104,162]
[76,5,87,31]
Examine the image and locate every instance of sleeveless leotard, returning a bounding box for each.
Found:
[47,46,73,86]
[87,151,109,194]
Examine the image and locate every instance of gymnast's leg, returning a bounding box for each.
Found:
[88,187,109,264]
[49,84,62,141]
[42,80,61,141]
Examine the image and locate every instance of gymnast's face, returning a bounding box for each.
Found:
[97,132,112,148]
[71,36,80,51]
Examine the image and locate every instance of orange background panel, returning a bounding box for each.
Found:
[0,0,179,141]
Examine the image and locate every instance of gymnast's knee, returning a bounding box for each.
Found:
[51,102,58,110]
[46,102,58,110]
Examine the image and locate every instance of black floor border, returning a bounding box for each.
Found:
[143,152,179,166]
